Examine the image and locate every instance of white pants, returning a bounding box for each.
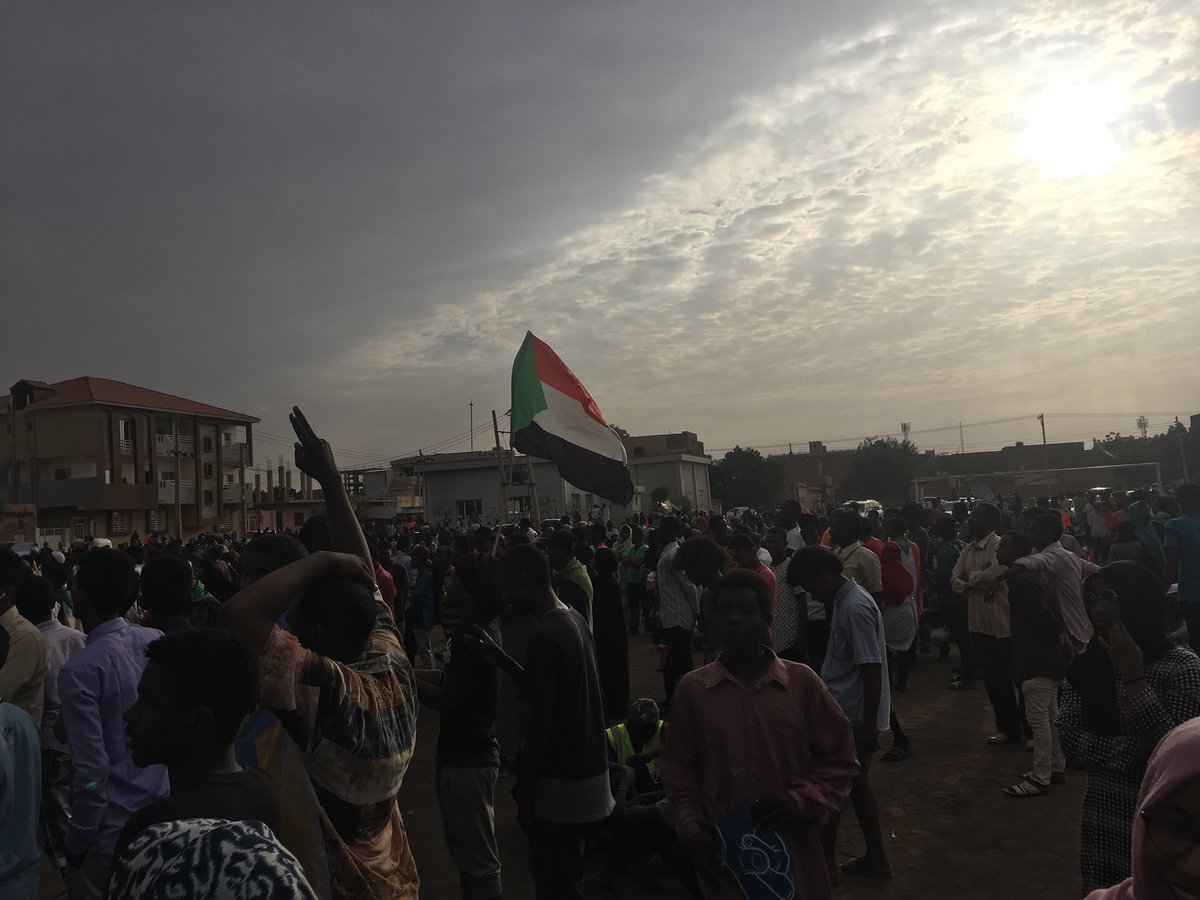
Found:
[1021,677,1066,784]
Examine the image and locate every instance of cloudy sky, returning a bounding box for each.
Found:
[4,1,1198,470]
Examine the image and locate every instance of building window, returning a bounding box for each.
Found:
[54,468,70,480]
[633,446,645,457]
[104,468,112,485]
[204,463,214,478]
[149,509,167,532]
[294,512,305,527]
[203,437,214,452]
[223,432,232,444]
[455,499,483,521]
[225,473,235,484]
[111,510,131,533]
[204,489,214,505]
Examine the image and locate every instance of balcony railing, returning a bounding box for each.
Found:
[155,434,196,457]
[119,438,134,453]
[222,484,253,504]
[220,442,249,465]
[157,480,196,504]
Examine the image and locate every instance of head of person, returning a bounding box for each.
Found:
[0,549,29,616]
[574,541,595,568]
[124,628,257,769]
[594,547,619,577]
[588,523,607,546]
[73,549,138,630]
[447,553,506,622]
[886,517,907,541]
[901,502,922,528]
[1029,512,1065,551]
[14,575,56,626]
[712,569,772,654]
[240,534,309,588]
[787,545,845,606]
[140,555,194,622]
[630,524,645,545]
[829,511,860,548]
[498,543,552,614]
[623,698,661,745]
[966,502,1001,542]
[394,534,412,554]
[997,530,1034,568]
[674,537,729,588]
[953,500,971,524]
[1117,521,1139,544]
[659,516,683,543]
[778,500,801,529]
[1178,483,1200,515]
[761,527,788,566]
[287,575,378,663]
[797,513,821,546]
[727,533,761,570]
[1084,561,1170,659]
[1089,718,1200,900]
[933,516,959,542]
[545,529,576,570]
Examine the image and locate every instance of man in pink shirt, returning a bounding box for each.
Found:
[978,512,1097,648]
[661,569,858,899]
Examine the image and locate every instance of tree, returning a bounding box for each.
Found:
[841,437,921,504]
[710,447,783,511]
[651,485,671,504]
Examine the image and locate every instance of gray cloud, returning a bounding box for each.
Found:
[3,0,1198,463]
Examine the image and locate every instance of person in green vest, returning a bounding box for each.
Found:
[606,698,665,796]
[547,529,593,627]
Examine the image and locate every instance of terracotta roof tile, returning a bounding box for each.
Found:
[1,377,258,423]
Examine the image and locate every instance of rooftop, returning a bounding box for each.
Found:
[2,377,259,424]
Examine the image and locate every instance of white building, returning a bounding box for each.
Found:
[397,431,713,526]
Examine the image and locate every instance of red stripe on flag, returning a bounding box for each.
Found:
[530,335,608,428]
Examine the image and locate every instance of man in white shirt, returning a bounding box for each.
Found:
[0,551,47,727]
[655,517,699,708]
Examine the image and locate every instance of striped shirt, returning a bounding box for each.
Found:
[656,541,699,631]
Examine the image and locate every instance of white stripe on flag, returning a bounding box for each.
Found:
[532,383,628,462]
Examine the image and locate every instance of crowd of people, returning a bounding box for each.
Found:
[1,406,1199,899]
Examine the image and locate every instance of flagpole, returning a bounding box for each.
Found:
[526,453,540,532]
[492,410,508,555]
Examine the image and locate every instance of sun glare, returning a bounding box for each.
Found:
[1016,81,1123,178]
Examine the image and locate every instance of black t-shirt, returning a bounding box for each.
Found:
[519,607,608,783]
[114,767,281,862]
[438,620,501,766]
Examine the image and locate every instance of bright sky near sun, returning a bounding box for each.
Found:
[4,1,1199,466]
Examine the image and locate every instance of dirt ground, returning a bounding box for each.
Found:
[38,635,1087,899]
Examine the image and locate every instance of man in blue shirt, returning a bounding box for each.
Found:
[1165,482,1200,654]
[0,623,42,898]
[789,545,894,882]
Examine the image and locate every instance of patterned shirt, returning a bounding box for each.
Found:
[951,532,1010,638]
[258,603,420,899]
[657,541,699,631]
[770,558,801,651]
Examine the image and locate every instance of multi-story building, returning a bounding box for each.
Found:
[1,377,258,543]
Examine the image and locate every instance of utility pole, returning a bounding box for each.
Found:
[470,400,475,453]
[239,443,248,535]
[1038,413,1050,500]
[959,421,965,454]
[1137,415,1149,440]
[172,416,182,538]
[901,422,911,444]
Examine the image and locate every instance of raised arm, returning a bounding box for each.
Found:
[219,551,375,652]
[290,406,371,566]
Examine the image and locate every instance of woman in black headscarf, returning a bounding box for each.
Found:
[1058,561,1200,894]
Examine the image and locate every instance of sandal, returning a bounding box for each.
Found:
[840,856,894,879]
[881,745,913,763]
[947,679,977,690]
[1004,777,1048,797]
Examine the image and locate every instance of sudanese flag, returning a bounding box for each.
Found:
[510,332,634,505]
